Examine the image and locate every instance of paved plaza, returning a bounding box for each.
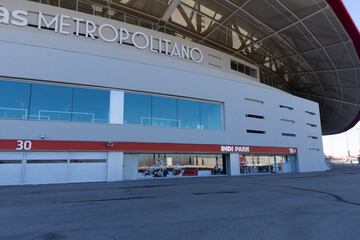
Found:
[1,166,360,240]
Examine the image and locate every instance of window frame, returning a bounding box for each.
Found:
[123,91,224,131]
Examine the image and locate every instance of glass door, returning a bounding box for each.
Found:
[282,155,297,173]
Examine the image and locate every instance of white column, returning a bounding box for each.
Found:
[107,152,124,182]
[123,154,139,180]
[109,90,124,124]
[229,153,240,176]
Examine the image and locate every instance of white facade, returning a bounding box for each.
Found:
[0,1,328,185]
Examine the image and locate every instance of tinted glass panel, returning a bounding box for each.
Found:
[251,69,257,78]
[238,64,245,73]
[29,84,73,121]
[136,153,225,178]
[152,96,178,128]
[178,99,200,129]
[124,93,151,125]
[230,60,257,78]
[231,60,237,70]
[72,88,110,123]
[200,102,222,130]
[0,80,30,119]
[124,92,223,130]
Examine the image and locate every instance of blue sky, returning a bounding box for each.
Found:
[322,0,360,156]
[342,0,360,28]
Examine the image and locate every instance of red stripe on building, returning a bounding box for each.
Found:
[0,140,297,155]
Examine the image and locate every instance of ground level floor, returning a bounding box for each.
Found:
[0,166,359,240]
[135,153,297,179]
[0,140,298,185]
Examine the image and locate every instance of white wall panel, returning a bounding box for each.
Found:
[0,152,23,185]
[229,153,240,176]
[0,164,22,185]
[24,163,68,185]
[0,0,329,177]
[68,163,107,183]
[123,155,139,180]
[107,152,124,181]
[110,90,124,124]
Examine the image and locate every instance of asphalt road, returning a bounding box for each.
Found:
[1,166,360,240]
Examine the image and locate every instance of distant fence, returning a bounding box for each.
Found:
[326,161,360,170]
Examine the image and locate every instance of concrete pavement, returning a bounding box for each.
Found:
[1,166,360,240]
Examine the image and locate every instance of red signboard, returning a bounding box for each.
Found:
[0,140,297,155]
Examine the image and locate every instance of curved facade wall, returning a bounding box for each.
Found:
[0,1,328,185]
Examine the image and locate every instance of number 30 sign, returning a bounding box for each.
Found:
[16,140,32,151]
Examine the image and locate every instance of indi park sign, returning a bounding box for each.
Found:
[0,6,204,63]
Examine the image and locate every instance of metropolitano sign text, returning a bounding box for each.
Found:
[0,6,203,63]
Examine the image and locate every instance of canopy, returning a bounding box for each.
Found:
[28,0,360,135]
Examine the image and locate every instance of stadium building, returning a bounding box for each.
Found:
[0,0,359,185]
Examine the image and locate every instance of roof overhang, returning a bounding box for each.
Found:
[25,0,360,135]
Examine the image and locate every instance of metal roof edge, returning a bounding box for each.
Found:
[326,0,360,134]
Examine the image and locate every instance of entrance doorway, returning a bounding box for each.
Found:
[239,154,297,174]
[125,153,227,179]
[282,155,297,173]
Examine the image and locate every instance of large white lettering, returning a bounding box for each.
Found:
[98,24,118,43]
[170,42,180,58]
[1,6,204,63]
[16,140,32,151]
[38,11,59,32]
[132,31,149,49]
[59,14,71,35]
[190,47,203,63]
[221,145,250,153]
[0,7,28,26]
[11,10,28,27]
[150,36,158,53]
[72,17,84,36]
[85,20,96,39]
[0,7,10,24]
[181,45,190,60]
[119,27,129,44]
[163,38,171,55]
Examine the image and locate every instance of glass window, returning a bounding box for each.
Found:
[152,96,178,128]
[245,66,251,75]
[230,60,237,70]
[200,102,222,130]
[123,92,223,130]
[238,64,245,73]
[135,153,225,178]
[230,60,258,79]
[124,93,151,125]
[251,69,258,78]
[72,88,110,123]
[0,80,30,120]
[240,155,272,174]
[178,99,200,129]
[29,84,73,121]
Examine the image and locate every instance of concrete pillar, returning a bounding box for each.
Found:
[123,154,139,180]
[229,153,240,176]
[109,90,124,124]
[107,152,124,182]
